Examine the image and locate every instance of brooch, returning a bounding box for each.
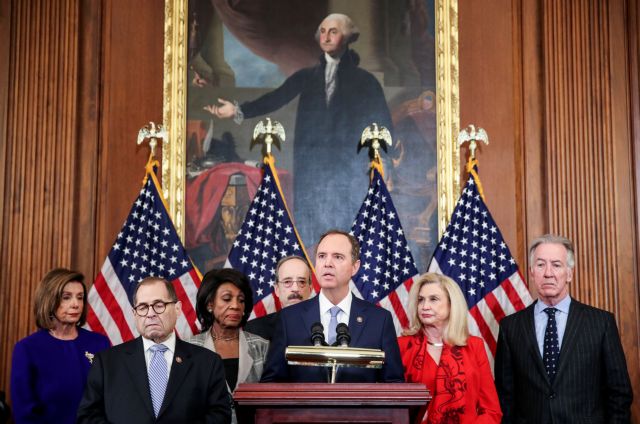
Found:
[85,351,95,364]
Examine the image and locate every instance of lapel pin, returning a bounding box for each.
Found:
[356,316,363,323]
[175,356,183,364]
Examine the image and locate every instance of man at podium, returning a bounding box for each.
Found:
[261,230,404,383]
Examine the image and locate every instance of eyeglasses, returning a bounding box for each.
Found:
[133,300,177,316]
[278,279,309,289]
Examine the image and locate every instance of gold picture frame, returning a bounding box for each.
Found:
[162,0,459,244]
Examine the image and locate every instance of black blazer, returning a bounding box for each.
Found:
[494,299,632,423]
[244,311,280,341]
[260,295,404,383]
[77,337,231,424]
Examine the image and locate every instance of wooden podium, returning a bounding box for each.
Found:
[234,383,430,423]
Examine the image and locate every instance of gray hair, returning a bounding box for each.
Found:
[314,13,360,45]
[528,234,575,268]
[133,276,178,305]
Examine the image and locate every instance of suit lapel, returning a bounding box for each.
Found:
[348,297,367,346]
[158,339,194,418]
[301,297,321,341]
[237,330,253,389]
[123,337,155,417]
[555,299,583,381]
[522,302,549,384]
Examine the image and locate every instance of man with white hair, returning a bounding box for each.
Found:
[207,13,392,246]
[494,234,632,423]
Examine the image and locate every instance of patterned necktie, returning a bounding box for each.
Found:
[327,306,341,345]
[543,308,560,382]
[325,62,337,105]
[148,344,169,417]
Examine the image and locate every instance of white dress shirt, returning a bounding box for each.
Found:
[142,332,176,375]
[534,295,571,356]
[318,290,352,341]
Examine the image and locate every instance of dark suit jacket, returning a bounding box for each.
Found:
[77,337,231,424]
[244,311,280,341]
[260,295,404,383]
[494,299,632,423]
[241,50,392,244]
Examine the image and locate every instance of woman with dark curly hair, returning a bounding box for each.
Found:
[186,268,268,420]
[10,268,110,424]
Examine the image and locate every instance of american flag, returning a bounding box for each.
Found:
[225,157,317,318]
[86,163,201,344]
[428,161,533,360]
[350,168,419,335]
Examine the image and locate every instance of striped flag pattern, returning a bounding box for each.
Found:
[428,160,533,361]
[350,168,419,335]
[225,156,317,318]
[86,162,201,344]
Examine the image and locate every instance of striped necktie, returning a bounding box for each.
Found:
[148,343,169,417]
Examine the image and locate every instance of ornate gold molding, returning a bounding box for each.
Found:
[163,0,460,240]
[436,0,461,234]
[163,0,187,237]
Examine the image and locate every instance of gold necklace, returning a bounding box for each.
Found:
[211,331,239,342]
[426,340,444,347]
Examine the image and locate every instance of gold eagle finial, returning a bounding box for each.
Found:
[251,117,285,157]
[457,124,489,159]
[137,122,168,157]
[358,123,392,162]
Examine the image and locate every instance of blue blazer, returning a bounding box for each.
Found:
[261,295,404,383]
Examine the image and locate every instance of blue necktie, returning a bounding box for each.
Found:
[148,344,169,417]
[327,306,341,345]
[543,308,560,382]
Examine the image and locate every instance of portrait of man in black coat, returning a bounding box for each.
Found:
[184,1,438,273]
[207,13,392,246]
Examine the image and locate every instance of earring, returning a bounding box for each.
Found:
[207,307,212,313]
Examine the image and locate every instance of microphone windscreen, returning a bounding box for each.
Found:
[311,322,324,333]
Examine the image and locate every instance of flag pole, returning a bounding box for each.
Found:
[457,124,489,201]
[359,122,392,181]
[250,118,319,288]
[137,121,167,184]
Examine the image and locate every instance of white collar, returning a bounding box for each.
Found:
[319,290,352,317]
[324,52,341,66]
[142,332,176,353]
[535,295,572,315]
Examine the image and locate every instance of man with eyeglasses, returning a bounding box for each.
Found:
[78,277,231,423]
[244,255,313,341]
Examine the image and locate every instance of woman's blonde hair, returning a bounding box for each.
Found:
[403,273,469,346]
[34,268,87,329]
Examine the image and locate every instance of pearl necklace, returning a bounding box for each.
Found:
[426,340,444,347]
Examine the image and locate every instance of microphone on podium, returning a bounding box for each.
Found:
[334,323,351,347]
[310,322,326,347]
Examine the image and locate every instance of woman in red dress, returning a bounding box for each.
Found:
[398,273,502,424]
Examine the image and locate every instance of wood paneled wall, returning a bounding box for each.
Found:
[460,0,639,418]
[542,0,639,415]
[0,0,163,395]
[0,0,638,419]
[0,0,82,392]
